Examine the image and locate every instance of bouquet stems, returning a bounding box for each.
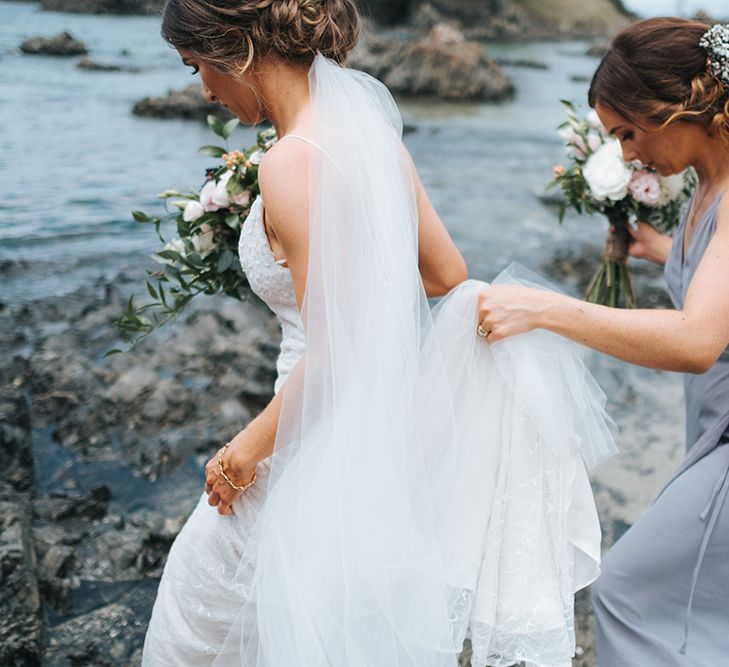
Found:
[584,214,637,308]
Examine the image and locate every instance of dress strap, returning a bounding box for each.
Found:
[276,134,351,190]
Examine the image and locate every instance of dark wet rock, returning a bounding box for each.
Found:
[0,270,275,660]
[133,83,233,121]
[41,544,76,579]
[494,56,549,70]
[0,258,32,277]
[41,0,163,14]
[586,39,611,58]
[77,56,140,72]
[0,505,43,665]
[20,31,87,56]
[44,599,148,666]
[351,24,515,102]
[0,363,34,499]
[34,485,111,524]
[0,359,43,665]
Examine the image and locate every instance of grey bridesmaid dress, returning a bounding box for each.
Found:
[591,193,729,666]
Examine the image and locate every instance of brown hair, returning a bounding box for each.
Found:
[588,17,729,144]
[161,0,360,75]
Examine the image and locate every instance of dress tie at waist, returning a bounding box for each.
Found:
[680,455,729,654]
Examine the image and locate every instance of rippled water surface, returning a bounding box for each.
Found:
[2,0,615,301]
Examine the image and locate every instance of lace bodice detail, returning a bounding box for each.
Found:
[238,195,305,393]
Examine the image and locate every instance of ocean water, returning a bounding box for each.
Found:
[0,0,611,303]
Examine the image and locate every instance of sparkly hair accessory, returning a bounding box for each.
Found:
[700,24,729,86]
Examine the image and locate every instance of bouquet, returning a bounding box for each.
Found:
[549,100,695,308]
[110,116,277,352]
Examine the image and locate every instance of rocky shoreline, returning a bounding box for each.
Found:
[0,242,678,665]
[0,269,281,665]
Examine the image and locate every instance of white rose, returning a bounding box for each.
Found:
[248,150,264,165]
[182,199,205,222]
[558,124,587,158]
[583,139,633,202]
[212,170,233,208]
[199,180,220,212]
[166,237,185,254]
[192,223,217,257]
[155,237,186,265]
[586,131,602,153]
[657,173,686,206]
[586,108,603,130]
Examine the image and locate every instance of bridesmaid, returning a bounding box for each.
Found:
[477,17,729,666]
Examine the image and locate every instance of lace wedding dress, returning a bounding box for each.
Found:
[143,192,611,667]
[143,56,615,667]
[142,195,305,664]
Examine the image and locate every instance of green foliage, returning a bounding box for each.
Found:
[111,121,278,351]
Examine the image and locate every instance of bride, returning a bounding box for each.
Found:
[142,1,616,665]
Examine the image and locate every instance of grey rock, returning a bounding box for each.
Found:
[0,502,43,665]
[104,365,158,403]
[351,24,514,102]
[218,398,252,425]
[41,544,75,578]
[33,485,111,523]
[20,31,87,57]
[0,360,33,499]
[495,56,549,70]
[140,379,182,421]
[79,523,147,579]
[44,601,148,666]
[77,56,140,72]
[133,83,233,121]
[586,39,611,58]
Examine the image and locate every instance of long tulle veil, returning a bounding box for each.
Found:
[214,54,616,667]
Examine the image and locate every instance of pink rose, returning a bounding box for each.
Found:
[233,191,251,207]
[628,170,661,207]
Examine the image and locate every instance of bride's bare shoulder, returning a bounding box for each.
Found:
[257,135,310,244]
[259,136,309,200]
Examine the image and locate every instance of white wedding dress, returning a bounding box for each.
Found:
[142,195,305,663]
[143,190,612,667]
[143,55,616,667]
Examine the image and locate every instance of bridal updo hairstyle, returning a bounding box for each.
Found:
[589,17,729,145]
[161,0,360,75]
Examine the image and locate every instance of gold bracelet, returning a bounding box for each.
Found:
[217,442,257,493]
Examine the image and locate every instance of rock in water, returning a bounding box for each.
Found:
[133,83,232,121]
[351,24,514,102]
[77,57,140,72]
[20,31,88,56]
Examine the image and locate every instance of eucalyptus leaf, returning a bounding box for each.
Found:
[132,210,152,223]
[199,145,227,158]
[207,115,226,139]
[217,249,234,273]
[222,117,239,140]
